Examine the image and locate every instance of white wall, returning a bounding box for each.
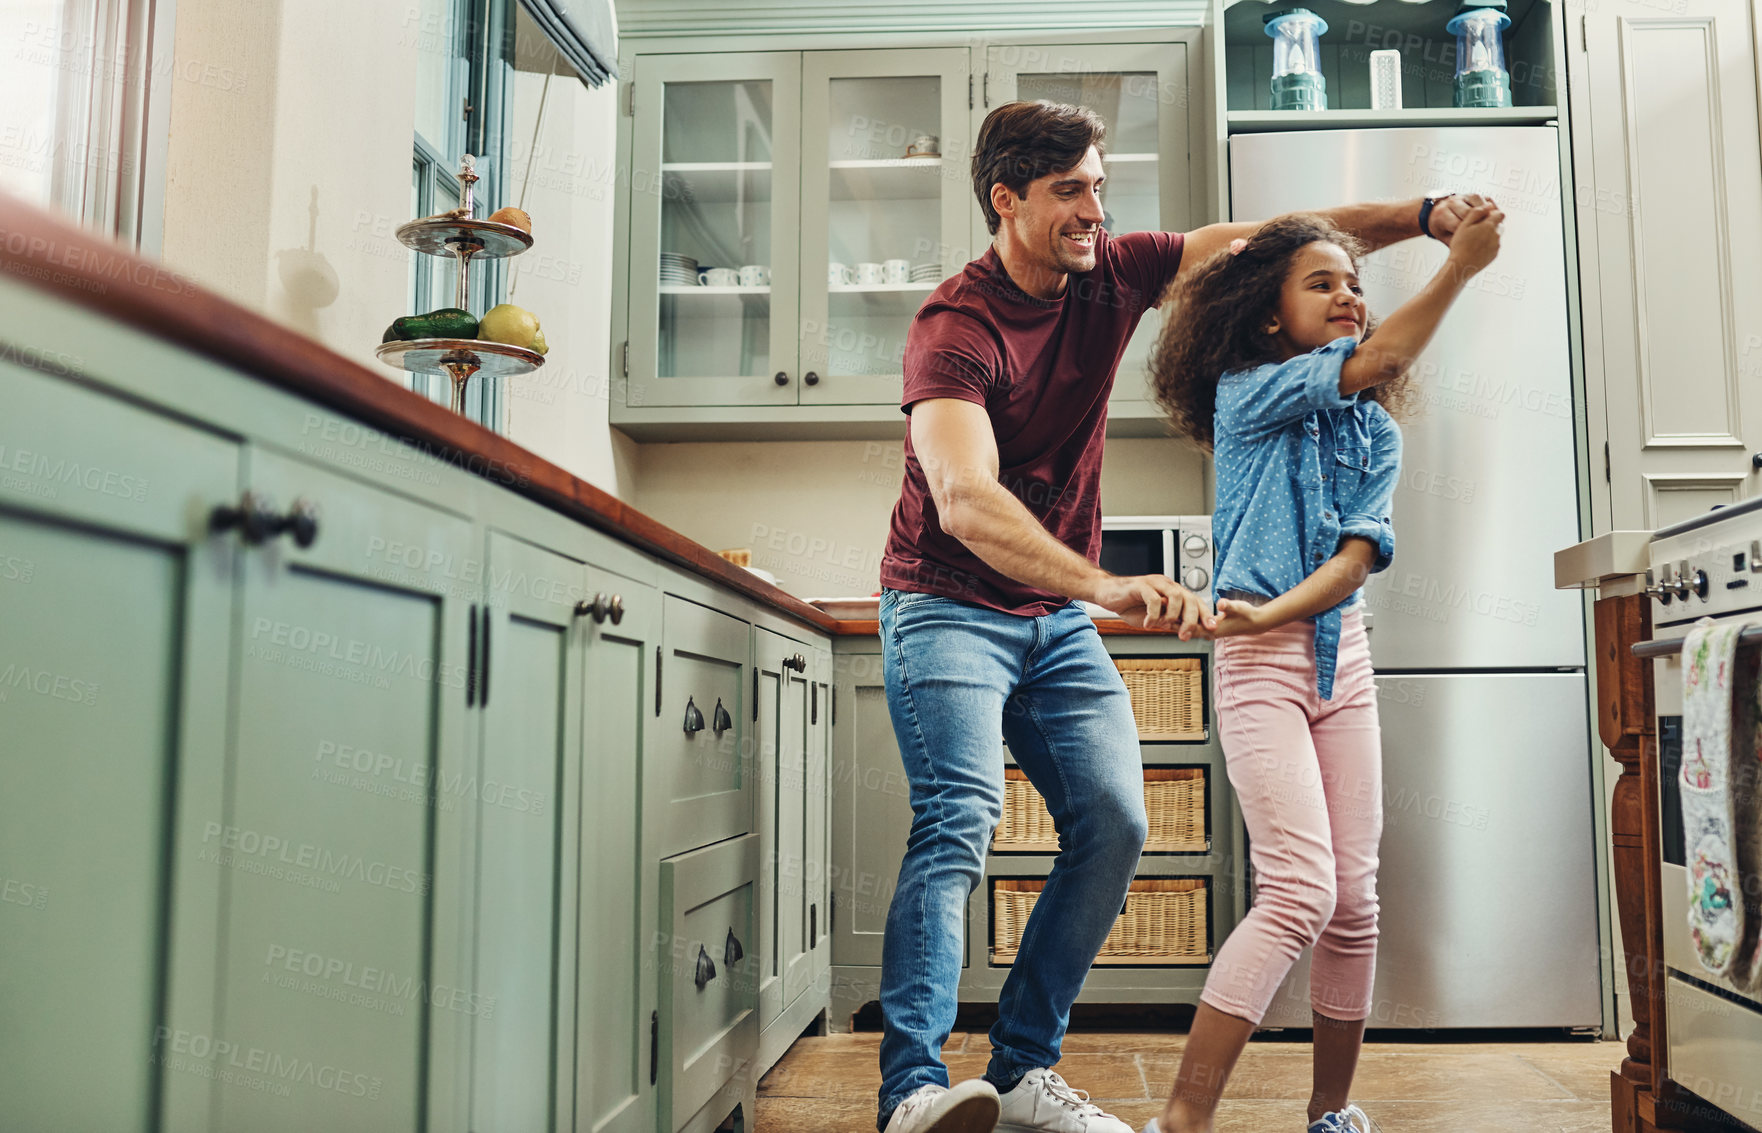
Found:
[502,19,639,496]
[160,0,417,372]
[634,436,1207,598]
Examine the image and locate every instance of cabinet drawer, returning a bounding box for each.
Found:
[658,834,759,1132]
[654,596,752,856]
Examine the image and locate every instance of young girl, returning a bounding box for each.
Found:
[1140,208,1502,1133]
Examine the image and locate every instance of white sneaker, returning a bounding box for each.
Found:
[884,1081,1003,1133]
[1307,1104,1374,1132]
[996,1068,1133,1133]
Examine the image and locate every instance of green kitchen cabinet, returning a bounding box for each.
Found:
[573,564,660,1133]
[471,529,583,1132]
[656,833,760,1133]
[652,595,753,858]
[214,443,477,1133]
[0,363,235,1133]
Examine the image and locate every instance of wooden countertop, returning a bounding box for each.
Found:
[0,194,1181,640]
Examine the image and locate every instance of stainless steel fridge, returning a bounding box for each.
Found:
[1228,127,1603,1028]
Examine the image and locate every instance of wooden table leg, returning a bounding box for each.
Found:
[1595,593,1663,1133]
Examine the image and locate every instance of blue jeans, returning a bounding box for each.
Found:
[875,589,1148,1128]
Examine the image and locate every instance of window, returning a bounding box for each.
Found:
[409,0,513,428]
[0,0,175,249]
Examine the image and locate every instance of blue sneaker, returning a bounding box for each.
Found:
[1307,1104,1373,1133]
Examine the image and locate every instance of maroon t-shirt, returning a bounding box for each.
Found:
[881,228,1186,616]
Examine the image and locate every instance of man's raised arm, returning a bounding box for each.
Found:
[1177,192,1499,279]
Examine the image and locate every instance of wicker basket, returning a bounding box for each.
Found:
[1114,657,1206,740]
[993,768,1206,853]
[992,878,1209,965]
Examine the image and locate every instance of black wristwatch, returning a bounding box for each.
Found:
[1418,192,1452,240]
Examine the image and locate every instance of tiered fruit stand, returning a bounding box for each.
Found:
[376,154,543,414]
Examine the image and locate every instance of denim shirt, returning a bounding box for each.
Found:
[1211,335,1401,699]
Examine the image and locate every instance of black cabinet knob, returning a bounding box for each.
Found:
[1753,452,1762,470]
[210,491,278,545]
[724,927,744,966]
[278,499,320,548]
[774,371,789,386]
[804,371,820,386]
[712,698,732,736]
[694,944,716,990]
[608,594,625,625]
[683,696,704,734]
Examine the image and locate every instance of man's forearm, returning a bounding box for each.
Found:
[942,479,1107,601]
[1315,198,1425,254]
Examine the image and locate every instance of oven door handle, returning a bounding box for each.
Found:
[1632,624,1762,658]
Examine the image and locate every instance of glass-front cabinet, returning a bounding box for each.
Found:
[986,42,1195,408]
[615,35,1200,432]
[628,54,802,407]
[799,50,972,405]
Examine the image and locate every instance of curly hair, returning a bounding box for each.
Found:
[1149,213,1417,450]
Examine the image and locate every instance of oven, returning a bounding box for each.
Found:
[1636,496,1762,1127]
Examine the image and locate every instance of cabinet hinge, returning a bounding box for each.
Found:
[752,666,760,722]
[828,890,835,934]
[622,82,635,117]
[1603,441,1611,483]
[811,682,818,726]
[968,74,974,110]
[983,73,989,108]
[1580,13,1588,51]
[620,340,629,378]
[649,1009,658,1084]
[655,646,663,717]
[831,683,837,726]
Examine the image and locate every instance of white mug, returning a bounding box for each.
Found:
[827,261,853,286]
[883,259,910,285]
[700,267,738,287]
[738,264,770,287]
[855,261,884,286]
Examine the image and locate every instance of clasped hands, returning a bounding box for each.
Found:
[1090,575,1271,640]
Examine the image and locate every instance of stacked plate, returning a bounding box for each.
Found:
[660,252,699,286]
[909,262,942,284]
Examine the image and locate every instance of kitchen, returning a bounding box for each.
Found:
[1,0,1760,1131]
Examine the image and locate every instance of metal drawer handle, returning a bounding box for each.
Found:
[683,696,704,734]
[783,653,806,672]
[608,594,624,624]
[724,927,744,966]
[712,698,732,736]
[210,493,320,548]
[694,944,716,990]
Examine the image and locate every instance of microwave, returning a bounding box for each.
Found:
[1085,515,1215,615]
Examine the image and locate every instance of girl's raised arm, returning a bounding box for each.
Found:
[1338,205,1503,397]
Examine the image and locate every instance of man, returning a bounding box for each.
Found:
[875,100,1488,1133]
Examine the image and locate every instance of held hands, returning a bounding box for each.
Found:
[1209,598,1274,638]
[1444,202,1504,276]
[1091,574,1216,639]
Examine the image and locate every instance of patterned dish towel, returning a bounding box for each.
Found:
[1681,618,1762,983]
[1730,635,1762,993]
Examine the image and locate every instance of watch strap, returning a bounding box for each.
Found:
[1418,193,1450,240]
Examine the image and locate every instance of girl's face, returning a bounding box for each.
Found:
[1266,241,1367,359]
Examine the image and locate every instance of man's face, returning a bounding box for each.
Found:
[998,146,1107,276]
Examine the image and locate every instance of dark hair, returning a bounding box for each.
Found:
[972,101,1106,235]
[1149,213,1415,450]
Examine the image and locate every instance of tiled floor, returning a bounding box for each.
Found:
[756,1030,1625,1132]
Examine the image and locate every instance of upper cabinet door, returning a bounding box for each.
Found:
[799,48,972,406]
[628,53,803,407]
[1575,0,1762,528]
[985,42,1195,406]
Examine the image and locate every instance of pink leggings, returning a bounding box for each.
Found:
[1200,606,1383,1024]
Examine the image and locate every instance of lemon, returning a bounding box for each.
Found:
[478,303,543,351]
[531,327,548,355]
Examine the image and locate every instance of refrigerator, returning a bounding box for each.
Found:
[1229,127,1603,1028]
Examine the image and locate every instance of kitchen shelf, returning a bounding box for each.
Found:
[658,286,771,317]
[828,282,936,313]
[828,158,946,201]
[661,162,773,204]
[1227,107,1559,132]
